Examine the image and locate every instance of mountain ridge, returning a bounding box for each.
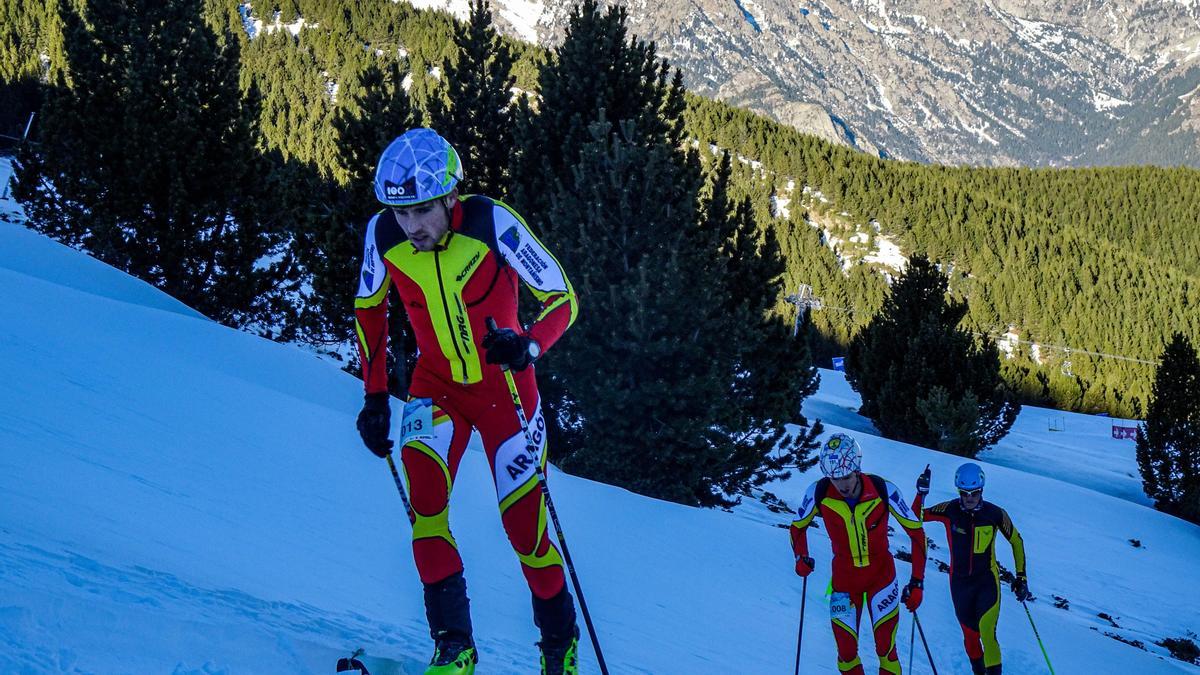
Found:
[414,0,1200,166]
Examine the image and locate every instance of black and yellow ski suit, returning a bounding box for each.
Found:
[919,498,1026,675]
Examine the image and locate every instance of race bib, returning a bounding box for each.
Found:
[399,398,434,444]
[829,591,856,627]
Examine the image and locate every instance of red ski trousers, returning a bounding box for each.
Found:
[400,366,565,600]
[829,569,903,674]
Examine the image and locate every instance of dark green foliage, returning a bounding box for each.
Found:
[0,0,69,83]
[427,0,514,199]
[334,60,418,206]
[846,256,1018,456]
[14,0,288,327]
[509,0,680,232]
[1136,333,1200,523]
[684,94,1200,417]
[699,151,822,483]
[285,59,420,357]
[521,0,818,506]
[0,0,68,143]
[542,122,714,504]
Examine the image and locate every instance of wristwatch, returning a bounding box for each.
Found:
[527,339,542,361]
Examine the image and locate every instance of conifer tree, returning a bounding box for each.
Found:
[699,152,822,485]
[14,0,285,327]
[509,0,679,233]
[287,58,419,345]
[518,0,818,505]
[845,255,1018,456]
[544,122,732,505]
[427,0,514,198]
[1137,333,1200,523]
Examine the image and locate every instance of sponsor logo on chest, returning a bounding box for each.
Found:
[456,251,481,282]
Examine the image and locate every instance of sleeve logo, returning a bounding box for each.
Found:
[890,489,914,518]
[499,225,521,251]
[361,244,377,289]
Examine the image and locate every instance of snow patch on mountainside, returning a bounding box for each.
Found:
[239,4,313,39]
[496,0,545,42]
[1093,90,1131,112]
[861,234,905,271]
[402,0,471,18]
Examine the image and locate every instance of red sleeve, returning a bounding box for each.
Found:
[790,523,810,560]
[526,299,574,353]
[354,215,392,394]
[908,522,927,581]
[355,299,390,394]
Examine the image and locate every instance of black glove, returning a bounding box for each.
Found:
[916,465,931,496]
[482,327,536,372]
[356,392,393,458]
[1012,575,1031,601]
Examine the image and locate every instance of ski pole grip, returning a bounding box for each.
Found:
[485,316,499,333]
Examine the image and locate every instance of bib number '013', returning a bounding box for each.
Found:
[400,398,435,445]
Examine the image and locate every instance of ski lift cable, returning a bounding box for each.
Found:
[975,333,1159,366]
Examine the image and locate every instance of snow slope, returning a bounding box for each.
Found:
[1,190,1198,673]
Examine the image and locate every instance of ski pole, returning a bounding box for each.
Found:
[1022,599,1056,674]
[911,466,929,674]
[384,450,415,526]
[485,318,609,675]
[907,615,916,674]
[793,575,808,675]
[913,610,938,675]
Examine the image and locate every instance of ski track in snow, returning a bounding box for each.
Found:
[0,541,430,674]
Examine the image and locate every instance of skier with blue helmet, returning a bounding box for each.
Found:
[913,462,1030,675]
[353,128,581,674]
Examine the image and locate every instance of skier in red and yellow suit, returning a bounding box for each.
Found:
[791,434,927,674]
[353,128,580,674]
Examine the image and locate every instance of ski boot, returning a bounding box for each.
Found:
[423,572,476,674]
[425,634,477,675]
[538,625,579,675]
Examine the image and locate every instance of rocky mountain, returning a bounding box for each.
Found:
[410,0,1200,166]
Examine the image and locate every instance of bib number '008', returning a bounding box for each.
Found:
[830,592,856,627]
[400,398,435,445]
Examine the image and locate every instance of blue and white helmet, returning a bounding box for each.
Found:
[373,128,463,206]
[954,463,986,491]
[819,433,862,479]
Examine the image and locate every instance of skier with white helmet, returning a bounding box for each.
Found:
[790,433,927,674]
[352,128,580,674]
[913,462,1028,675]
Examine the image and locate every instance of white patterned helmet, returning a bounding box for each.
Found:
[373,128,463,206]
[819,433,862,479]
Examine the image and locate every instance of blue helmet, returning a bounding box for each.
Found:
[819,433,862,479]
[954,463,986,491]
[373,128,463,206]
